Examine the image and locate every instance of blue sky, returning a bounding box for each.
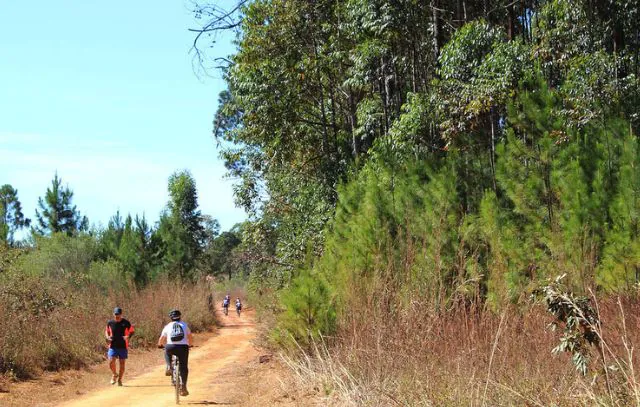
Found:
[0,1,245,232]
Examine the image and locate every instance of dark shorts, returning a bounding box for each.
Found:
[108,348,128,359]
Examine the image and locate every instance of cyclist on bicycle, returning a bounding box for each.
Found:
[222,294,230,314]
[157,309,193,396]
[235,297,242,314]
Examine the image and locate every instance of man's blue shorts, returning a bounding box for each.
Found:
[107,348,128,359]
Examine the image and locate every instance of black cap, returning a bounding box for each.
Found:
[169,309,181,321]
[113,307,123,315]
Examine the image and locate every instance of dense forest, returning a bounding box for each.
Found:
[194,0,640,303]
[191,0,640,404]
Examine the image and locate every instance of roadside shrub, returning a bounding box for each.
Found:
[86,259,129,292]
[0,272,216,379]
[18,233,96,277]
[0,273,98,378]
[275,268,335,350]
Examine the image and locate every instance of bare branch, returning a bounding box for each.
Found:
[188,0,249,74]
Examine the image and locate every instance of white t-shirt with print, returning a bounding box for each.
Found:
[161,320,191,346]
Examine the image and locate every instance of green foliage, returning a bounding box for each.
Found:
[438,20,504,82]
[598,124,640,290]
[533,0,602,77]
[18,233,96,278]
[490,77,564,292]
[96,211,156,286]
[478,191,525,306]
[201,225,242,279]
[276,267,335,349]
[537,275,600,376]
[157,170,206,280]
[189,1,640,403]
[195,0,640,291]
[0,184,30,245]
[317,160,467,316]
[86,259,129,292]
[97,210,125,259]
[436,21,530,141]
[0,244,26,274]
[34,173,88,236]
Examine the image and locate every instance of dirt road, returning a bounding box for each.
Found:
[60,310,258,407]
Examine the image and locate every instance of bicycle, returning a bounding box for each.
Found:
[159,345,191,405]
[236,304,242,316]
[222,303,229,316]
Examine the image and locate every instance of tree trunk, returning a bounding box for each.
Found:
[432,0,441,63]
[507,2,515,40]
[349,91,360,158]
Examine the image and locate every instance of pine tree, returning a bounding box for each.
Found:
[157,170,206,280]
[98,211,124,259]
[278,267,335,349]
[492,75,567,291]
[598,123,640,290]
[0,184,30,245]
[133,214,152,285]
[117,215,137,283]
[34,173,88,236]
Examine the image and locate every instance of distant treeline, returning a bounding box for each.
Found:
[0,170,246,284]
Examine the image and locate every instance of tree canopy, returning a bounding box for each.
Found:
[191,0,640,298]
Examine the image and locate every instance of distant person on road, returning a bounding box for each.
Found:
[222,294,230,315]
[105,307,135,386]
[158,309,193,397]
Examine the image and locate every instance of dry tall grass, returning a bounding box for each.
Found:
[0,275,218,379]
[283,295,640,406]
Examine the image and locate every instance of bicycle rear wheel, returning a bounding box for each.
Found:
[173,357,180,404]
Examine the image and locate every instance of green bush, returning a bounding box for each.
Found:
[87,259,129,292]
[18,233,95,277]
[275,268,335,349]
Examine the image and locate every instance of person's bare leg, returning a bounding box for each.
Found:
[118,359,125,385]
[109,358,117,384]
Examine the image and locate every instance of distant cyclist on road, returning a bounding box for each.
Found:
[222,294,230,315]
[235,297,242,315]
[105,306,135,386]
[157,309,193,397]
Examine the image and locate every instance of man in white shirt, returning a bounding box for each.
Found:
[157,309,193,396]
